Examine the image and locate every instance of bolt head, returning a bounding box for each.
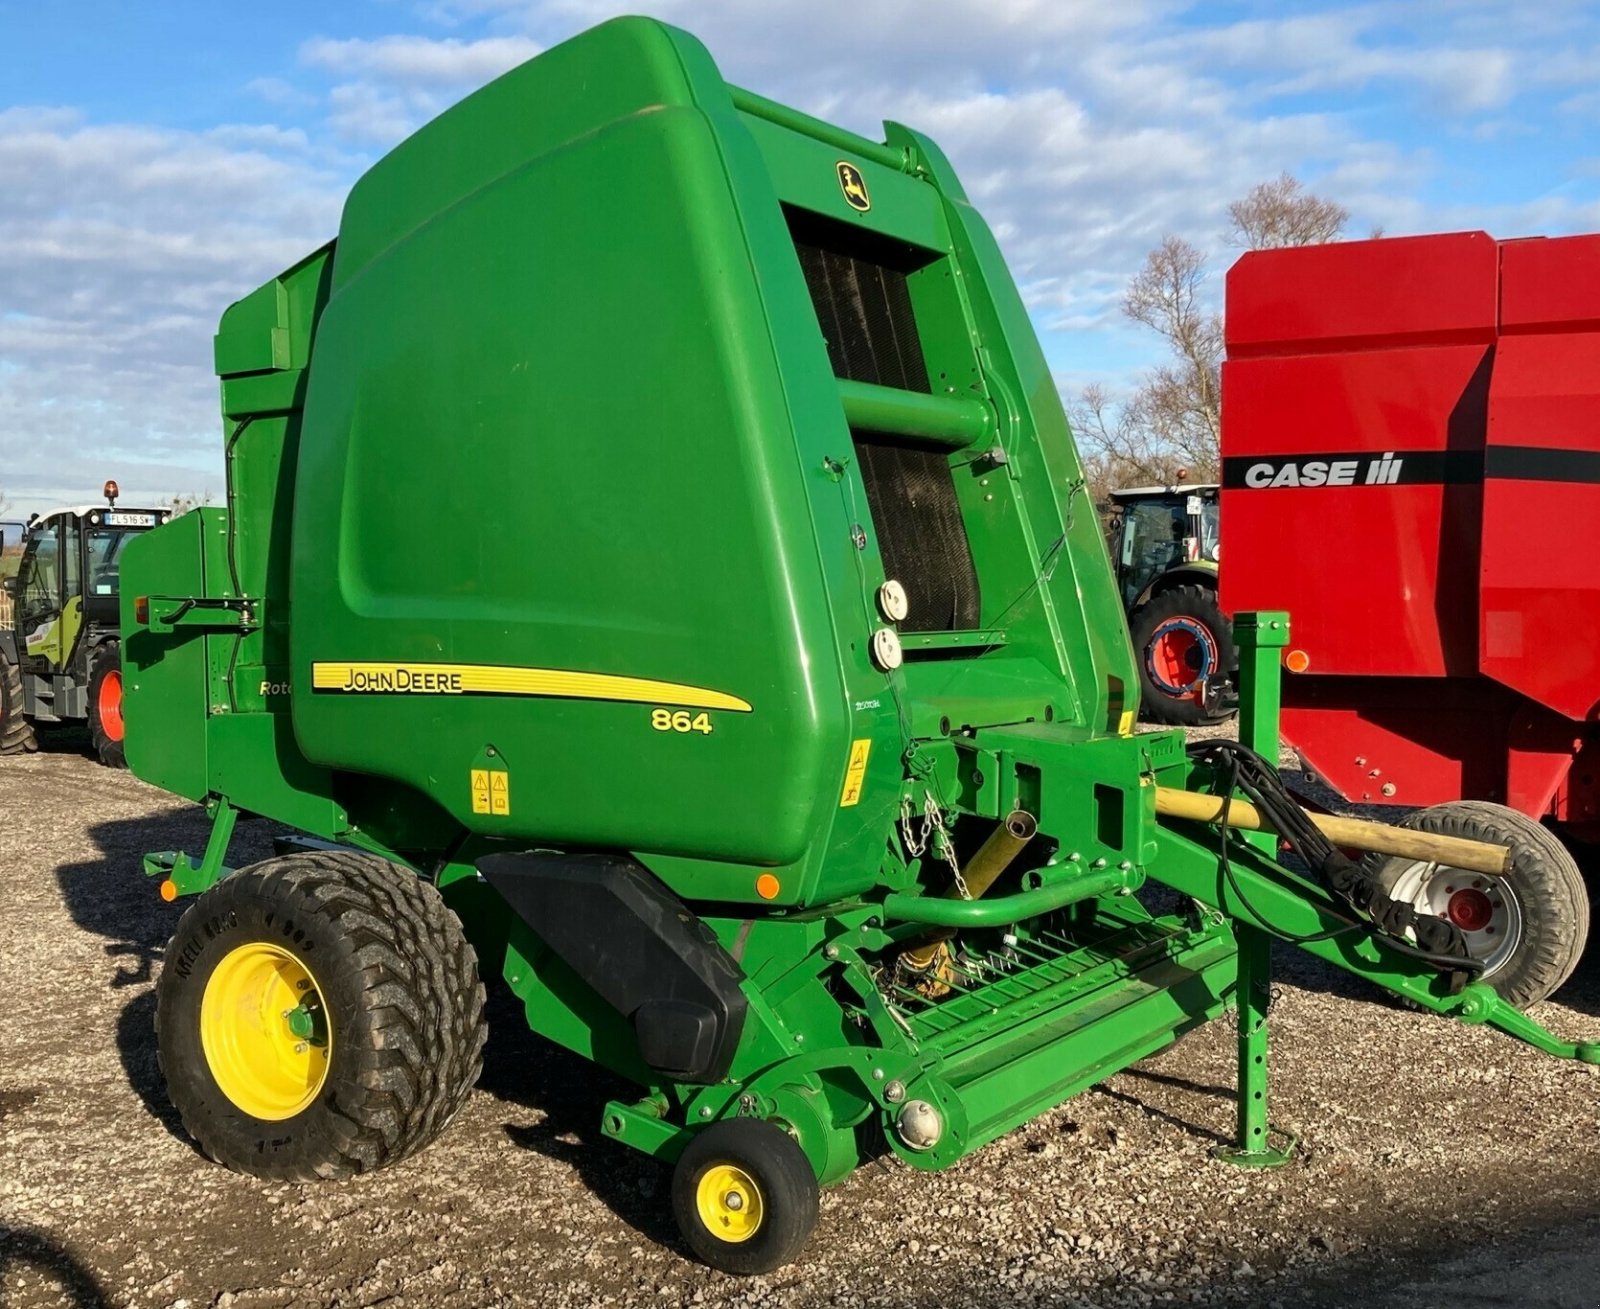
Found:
[724,1192,744,1211]
[823,944,839,960]
[884,1080,906,1104]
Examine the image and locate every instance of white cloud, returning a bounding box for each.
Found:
[0,108,345,517]
[300,33,543,85]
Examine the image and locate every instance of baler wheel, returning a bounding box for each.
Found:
[0,650,37,755]
[1129,584,1236,726]
[1373,801,1588,1008]
[87,640,126,768]
[672,1118,819,1275]
[155,850,487,1181]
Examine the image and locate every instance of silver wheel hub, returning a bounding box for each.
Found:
[1386,860,1523,975]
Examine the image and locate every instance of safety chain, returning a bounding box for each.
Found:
[899,791,969,899]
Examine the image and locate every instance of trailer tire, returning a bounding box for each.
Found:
[0,649,37,755]
[156,850,487,1181]
[1129,584,1235,727]
[672,1118,819,1275]
[86,640,126,768]
[1374,801,1588,1008]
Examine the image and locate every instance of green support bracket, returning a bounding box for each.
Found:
[142,796,239,899]
[1215,612,1295,1169]
[600,1094,690,1162]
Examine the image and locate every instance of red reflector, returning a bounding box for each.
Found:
[1285,649,1311,674]
[134,596,149,625]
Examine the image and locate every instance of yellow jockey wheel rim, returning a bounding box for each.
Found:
[200,942,333,1121]
[695,1164,765,1244]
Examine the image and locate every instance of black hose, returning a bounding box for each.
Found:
[1188,739,1480,974]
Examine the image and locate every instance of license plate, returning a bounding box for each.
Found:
[106,512,156,527]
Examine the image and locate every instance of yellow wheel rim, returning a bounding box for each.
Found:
[200,942,332,1121]
[695,1163,764,1244]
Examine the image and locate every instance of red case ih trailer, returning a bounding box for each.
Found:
[1221,230,1598,1005]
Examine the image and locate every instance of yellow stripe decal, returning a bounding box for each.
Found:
[311,662,752,713]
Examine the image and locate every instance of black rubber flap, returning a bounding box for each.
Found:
[476,851,748,1083]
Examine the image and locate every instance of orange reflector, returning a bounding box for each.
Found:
[755,873,781,901]
[1285,649,1311,674]
[158,879,178,902]
[134,596,149,626]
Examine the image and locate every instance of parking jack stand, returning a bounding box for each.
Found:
[1215,611,1296,1168]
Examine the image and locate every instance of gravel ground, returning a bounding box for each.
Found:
[3,733,1600,1308]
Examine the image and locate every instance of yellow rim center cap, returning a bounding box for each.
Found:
[695,1164,764,1243]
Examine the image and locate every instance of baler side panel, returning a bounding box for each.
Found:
[290,34,845,888]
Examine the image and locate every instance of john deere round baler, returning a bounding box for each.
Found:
[120,18,1595,1274]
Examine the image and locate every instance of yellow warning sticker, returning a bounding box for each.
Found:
[471,768,509,816]
[1117,710,1135,737]
[839,738,872,807]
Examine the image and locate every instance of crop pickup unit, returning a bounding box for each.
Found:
[121,20,1597,1274]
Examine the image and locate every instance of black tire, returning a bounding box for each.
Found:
[1128,583,1235,727]
[0,649,37,755]
[86,639,126,768]
[156,850,488,1181]
[1374,801,1589,1008]
[672,1118,820,1275]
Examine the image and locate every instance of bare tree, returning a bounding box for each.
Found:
[1072,174,1350,501]
[1227,173,1349,250]
[163,491,213,517]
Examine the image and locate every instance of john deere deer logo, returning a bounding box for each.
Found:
[837,161,871,212]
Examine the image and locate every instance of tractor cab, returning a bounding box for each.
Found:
[1108,483,1220,610]
[0,482,170,765]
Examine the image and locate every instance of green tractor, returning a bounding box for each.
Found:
[1107,483,1231,726]
[0,483,170,765]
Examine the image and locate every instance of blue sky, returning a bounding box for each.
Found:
[4,0,1600,518]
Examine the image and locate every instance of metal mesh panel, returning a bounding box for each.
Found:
[788,210,931,392]
[853,432,981,632]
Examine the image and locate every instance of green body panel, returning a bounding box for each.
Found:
[120,17,1593,1203]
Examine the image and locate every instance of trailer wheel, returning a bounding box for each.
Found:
[156,850,487,1181]
[87,640,126,768]
[672,1118,819,1275]
[1374,801,1588,1008]
[0,649,37,755]
[1128,584,1235,727]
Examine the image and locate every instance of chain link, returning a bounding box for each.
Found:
[900,790,969,899]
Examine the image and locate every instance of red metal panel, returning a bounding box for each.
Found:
[1480,331,1600,721]
[1500,235,1600,332]
[1279,677,1518,810]
[1226,232,1497,358]
[1221,343,1489,678]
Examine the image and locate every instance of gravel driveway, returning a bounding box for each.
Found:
[2,738,1598,1308]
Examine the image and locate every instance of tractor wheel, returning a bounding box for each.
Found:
[87,640,127,768]
[1129,584,1235,727]
[0,649,37,755]
[1372,801,1588,1008]
[671,1118,820,1275]
[155,850,487,1181]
